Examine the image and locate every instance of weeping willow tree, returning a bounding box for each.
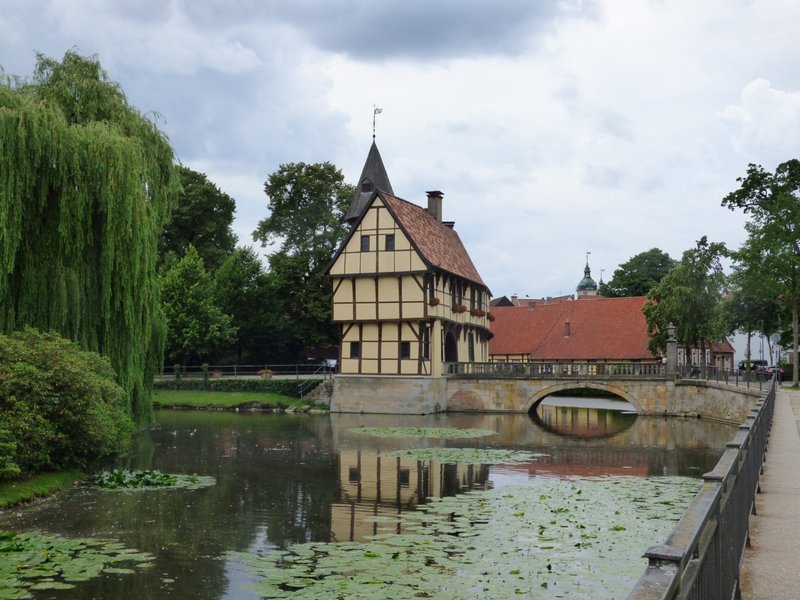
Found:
[0,51,180,424]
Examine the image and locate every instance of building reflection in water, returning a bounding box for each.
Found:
[332,449,490,542]
[329,399,736,542]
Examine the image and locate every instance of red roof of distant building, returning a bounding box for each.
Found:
[489,296,655,360]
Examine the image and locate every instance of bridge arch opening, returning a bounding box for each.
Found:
[531,393,638,439]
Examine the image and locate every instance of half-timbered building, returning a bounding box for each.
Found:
[326,142,491,412]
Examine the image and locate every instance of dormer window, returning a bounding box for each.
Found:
[361,180,373,192]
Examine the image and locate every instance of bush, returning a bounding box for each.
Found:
[153,377,320,398]
[0,328,134,479]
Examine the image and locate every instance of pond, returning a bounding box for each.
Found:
[0,397,737,599]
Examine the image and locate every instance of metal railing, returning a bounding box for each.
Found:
[159,363,335,380]
[447,361,666,378]
[676,364,774,390]
[627,377,776,599]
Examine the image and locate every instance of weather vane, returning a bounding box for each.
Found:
[585,250,591,264]
[373,105,383,140]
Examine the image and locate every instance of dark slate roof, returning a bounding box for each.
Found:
[381,192,488,290]
[343,141,394,224]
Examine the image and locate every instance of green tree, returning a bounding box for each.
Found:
[719,245,782,369]
[161,245,235,365]
[0,51,179,424]
[215,247,299,364]
[722,160,800,385]
[159,166,238,271]
[599,248,676,297]
[253,162,354,355]
[643,237,728,365]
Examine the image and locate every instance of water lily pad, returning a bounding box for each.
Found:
[347,427,496,439]
[229,476,700,599]
[0,531,153,597]
[87,469,215,491]
[383,448,547,464]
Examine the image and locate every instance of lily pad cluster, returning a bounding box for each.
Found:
[382,447,548,465]
[230,476,701,599]
[87,469,215,490]
[0,530,153,599]
[347,427,496,439]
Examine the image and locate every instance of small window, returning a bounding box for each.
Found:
[348,467,360,483]
[399,468,410,486]
[361,181,373,192]
[400,341,411,360]
[385,234,395,251]
[468,334,475,362]
[360,235,370,252]
[422,328,430,360]
[350,342,361,358]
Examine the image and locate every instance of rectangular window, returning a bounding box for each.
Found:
[350,342,361,358]
[360,235,370,252]
[422,328,430,360]
[468,334,475,362]
[399,468,410,486]
[400,341,411,360]
[470,288,476,310]
[385,234,395,251]
[348,467,360,483]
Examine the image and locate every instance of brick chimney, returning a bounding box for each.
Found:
[426,190,443,222]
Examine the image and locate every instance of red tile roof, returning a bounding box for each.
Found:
[382,192,488,290]
[489,296,656,360]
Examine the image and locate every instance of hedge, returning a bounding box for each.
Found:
[153,378,321,398]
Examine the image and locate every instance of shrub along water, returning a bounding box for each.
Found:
[0,328,133,481]
[153,377,321,398]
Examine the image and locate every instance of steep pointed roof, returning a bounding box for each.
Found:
[343,141,394,224]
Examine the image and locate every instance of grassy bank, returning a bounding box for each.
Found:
[153,389,327,410]
[0,470,84,509]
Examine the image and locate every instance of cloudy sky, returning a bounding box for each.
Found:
[2,0,799,300]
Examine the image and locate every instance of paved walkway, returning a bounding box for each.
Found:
[740,387,800,600]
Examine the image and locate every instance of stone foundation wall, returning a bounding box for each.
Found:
[331,375,447,414]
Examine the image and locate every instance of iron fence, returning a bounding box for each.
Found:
[158,363,335,380]
[676,364,773,390]
[627,377,776,599]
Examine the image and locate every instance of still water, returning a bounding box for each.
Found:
[1,398,737,599]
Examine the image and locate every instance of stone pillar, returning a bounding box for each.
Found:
[666,323,678,376]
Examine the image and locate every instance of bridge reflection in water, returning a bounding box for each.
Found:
[330,399,735,542]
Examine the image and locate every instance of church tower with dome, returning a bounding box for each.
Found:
[576,254,598,298]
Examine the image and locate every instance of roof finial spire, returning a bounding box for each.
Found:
[585,250,591,266]
[372,106,383,140]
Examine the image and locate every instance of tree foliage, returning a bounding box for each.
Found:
[0,51,179,423]
[600,248,676,297]
[0,328,133,480]
[214,247,299,364]
[159,165,237,271]
[253,162,354,355]
[643,237,728,360]
[722,160,800,384]
[161,245,235,365]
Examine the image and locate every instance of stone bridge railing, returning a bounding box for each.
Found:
[446,361,666,379]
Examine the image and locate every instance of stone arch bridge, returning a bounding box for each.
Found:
[445,362,762,424]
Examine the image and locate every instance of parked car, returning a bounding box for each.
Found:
[738,359,767,374]
[763,365,784,381]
